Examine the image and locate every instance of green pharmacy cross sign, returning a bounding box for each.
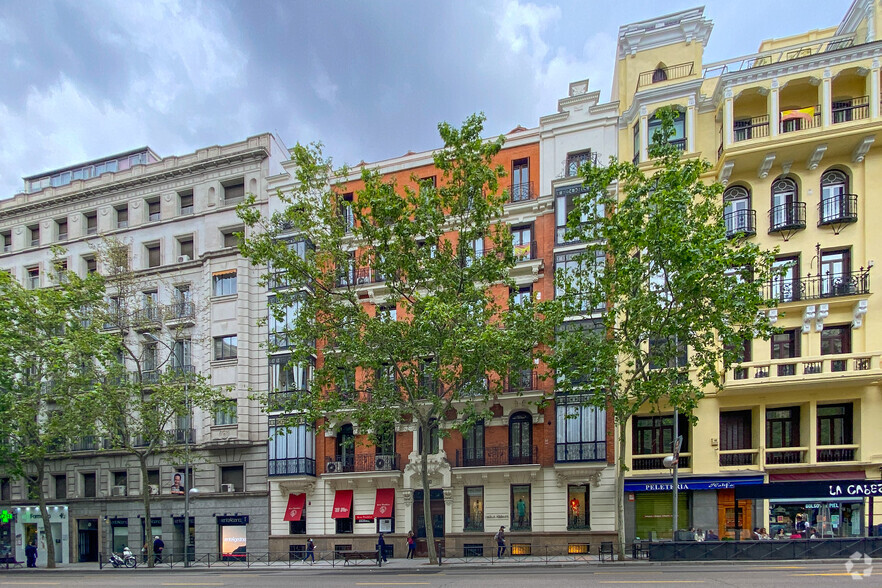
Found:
[0,510,13,523]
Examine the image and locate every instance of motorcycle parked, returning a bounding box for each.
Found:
[109,546,137,568]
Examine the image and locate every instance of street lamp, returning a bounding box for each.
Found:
[663,409,682,541]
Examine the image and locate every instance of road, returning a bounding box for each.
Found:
[0,561,876,587]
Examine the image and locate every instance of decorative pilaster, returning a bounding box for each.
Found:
[687,96,696,153]
[723,87,734,148]
[769,79,780,138]
[821,69,832,128]
[639,106,649,162]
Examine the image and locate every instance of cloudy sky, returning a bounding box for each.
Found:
[0,0,853,197]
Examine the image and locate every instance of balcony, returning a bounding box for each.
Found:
[71,435,107,452]
[509,182,536,203]
[555,441,606,463]
[513,241,538,262]
[268,390,305,412]
[765,447,807,465]
[636,62,695,90]
[324,453,401,473]
[171,428,195,444]
[165,302,195,324]
[832,96,869,123]
[779,106,820,134]
[133,306,161,331]
[724,209,757,238]
[454,445,539,467]
[726,353,878,385]
[763,268,870,302]
[768,202,806,235]
[719,449,758,467]
[632,454,691,470]
[268,457,316,477]
[732,115,770,143]
[817,445,857,462]
[818,194,858,229]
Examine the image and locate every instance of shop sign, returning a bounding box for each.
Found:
[625,476,764,492]
[216,515,248,525]
[355,516,374,523]
[737,479,882,501]
[109,518,128,527]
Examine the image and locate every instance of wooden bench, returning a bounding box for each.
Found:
[338,549,380,565]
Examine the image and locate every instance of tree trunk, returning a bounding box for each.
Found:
[35,463,56,569]
[139,456,154,568]
[419,421,438,565]
[615,420,627,561]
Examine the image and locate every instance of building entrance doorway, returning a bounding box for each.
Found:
[413,489,445,556]
[77,519,98,562]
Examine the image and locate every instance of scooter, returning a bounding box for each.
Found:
[108,546,137,568]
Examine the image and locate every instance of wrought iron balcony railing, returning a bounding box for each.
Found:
[763,269,869,302]
[768,202,806,234]
[637,62,695,89]
[509,182,536,203]
[454,445,539,467]
[818,194,858,227]
[324,453,401,473]
[268,457,316,477]
[724,209,757,238]
[555,441,606,463]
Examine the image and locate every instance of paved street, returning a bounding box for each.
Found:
[0,560,876,587]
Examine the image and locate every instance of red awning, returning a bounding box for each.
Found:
[283,493,306,522]
[331,489,353,519]
[373,488,395,519]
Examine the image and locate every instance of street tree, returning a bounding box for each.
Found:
[0,259,108,568]
[551,108,779,558]
[88,239,228,566]
[238,114,555,564]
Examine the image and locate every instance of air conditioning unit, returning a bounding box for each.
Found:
[326,461,343,474]
[375,455,394,471]
[111,485,127,497]
[221,483,235,493]
[177,255,191,263]
[148,484,160,495]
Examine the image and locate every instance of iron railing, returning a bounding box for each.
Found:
[724,209,757,238]
[555,441,606,463]
[732,116,770,142]
[818,193,858,227]
[832,96,869,123]
[454,445,539,467]
[780,106,821,133]
[632,455,691,470]
[768,202,806,234]
[763,269,870,302]
[268,457,316,477]
[165,302,195,321]
[637,62,695,88]
[325,453,401,473]
[509,182,536,202]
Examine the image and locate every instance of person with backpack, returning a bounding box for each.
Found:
[494,526,505,558]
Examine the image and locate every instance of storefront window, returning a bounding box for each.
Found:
[110,519,129,553]
[219,519,247,560]
[510,485,531,531]
[567,485,589,530]
[464,486,484,532]
[769,501,862,538]
[634,492,689,541]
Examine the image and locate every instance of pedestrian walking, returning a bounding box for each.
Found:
[24,540,37,568]
[304,538,315,563]
[406,531,416,559]
[141,540,149,564]
[377,532,387,562]
[494,526,505,558]
[153,535,164,564]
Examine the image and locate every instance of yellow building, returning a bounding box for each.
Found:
[614,1,882,541]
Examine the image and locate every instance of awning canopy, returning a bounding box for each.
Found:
[283,493,306,522]
[331,489,353,519]
[373,488,395,519]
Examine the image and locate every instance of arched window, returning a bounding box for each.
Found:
[336,424,354,470]
[770,177,800,231]
[723,185,753,236]
[652,65,668,83]
[820,169,849,223]
[509,412,533,464]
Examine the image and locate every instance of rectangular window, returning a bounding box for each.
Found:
[720,410,753,466]
[116,206,128,229]
[339,193,354,233]
[511,285,532,306]
[215,400,238,426]
[510,484,531,531]
[464,486,484,532]
[56,219,68,241]
[512,224,533,260]
[511,158,531,201]
[146,243,161,268]
[566,150,593,177]
[555,186,602,244]
[223,229,240,248]
[817,403,853,446]
[269,421,315,476]
[567,484,589,530]
[554,250,605,313]
[54,474,66,499]
[632,414,688,455]
[82,472,97,498]
[771,256,799,302]
[1,231,11,253]
[648,336,688,369]
[83,256,97,274]
[268,297,302,349]
[771,329,800,376]
[220,465,244,492]
[178,236,194,260]
[172,339,192,370]
[26,266,40,289]
[223,180,246,204]
[766,407,799,448]
[820,249,851,297]
[555,394,606,462]
[219,524,247,559]
[84,212,97,235]
[214,335,238,360]
[179,190,194,215]
[147,199,161,222]
[0,478,9,501]
[213,270,237,296]
[29,225,40,247]
[821,325,851,356]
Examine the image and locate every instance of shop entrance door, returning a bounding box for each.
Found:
[413,489,445,556]
[51,522,63,563]
[77,519,99,562]
[718,489,751,539]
